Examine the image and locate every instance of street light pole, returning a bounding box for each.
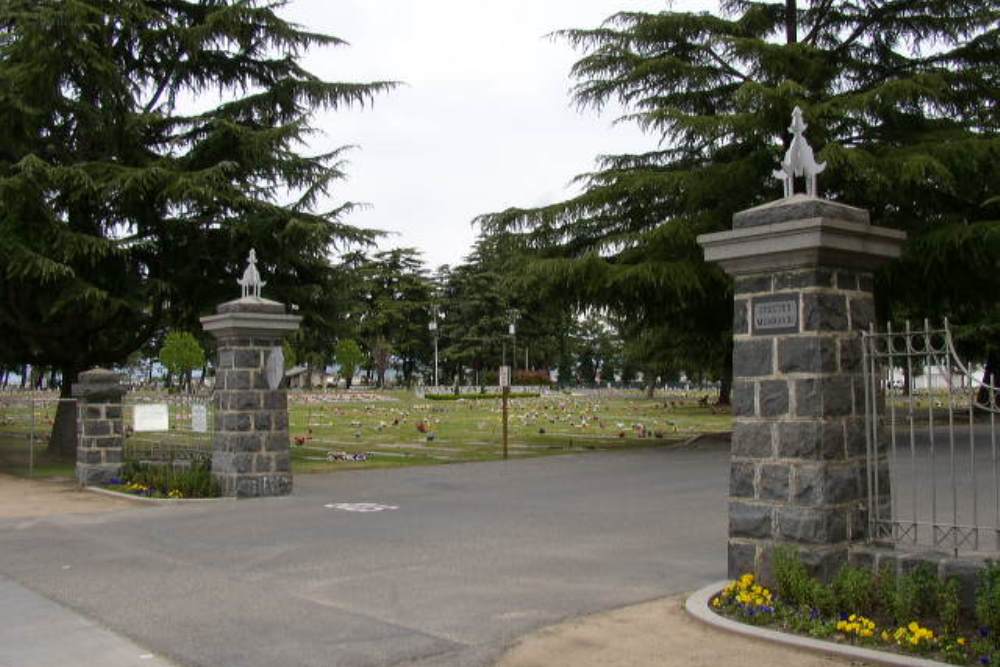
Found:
[428,309,439,386]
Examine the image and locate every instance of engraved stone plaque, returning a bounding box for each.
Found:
[191,403,208,433]
[134,404,169,432]
[751,294,800,335]
[265,346,284,390]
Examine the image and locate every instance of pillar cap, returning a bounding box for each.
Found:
[698,212,905,276]
[72,368,124,400]
[733,194,869,229]
[200,309,302,339]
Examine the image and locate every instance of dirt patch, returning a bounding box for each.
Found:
[0,474,143,518]
[497,594,867,667]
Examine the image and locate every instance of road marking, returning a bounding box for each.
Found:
[324,502,399,513]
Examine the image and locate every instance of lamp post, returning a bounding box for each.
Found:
[428,308,440,387]
[507,308,520,377]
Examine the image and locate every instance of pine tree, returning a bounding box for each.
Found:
[478,1,999,401]
[0,1,395,454]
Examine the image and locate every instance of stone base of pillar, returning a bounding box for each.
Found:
[73,369,125,486]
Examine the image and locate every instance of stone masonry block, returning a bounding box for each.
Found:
[792,464,858,506]
[221,433,263,453]
[728,541,757,579]
[234,349,261,369]
[734,299,749,335]
[778,337,837,374]
[226,370,252,391]
[264,432,289,452]
[225,392,261,411]
[730,461,755,498]
[839,337,863,372]
[836,271,858,291]
[795,376,853,417]
[221,413,252,432]
[253,412,272,431]
[732,421,772,458]
[849,296,875,331]
[730,501,772,539]
[803,293,848,332]
[77,448,104,465]
[83,420,110,437]
[845,417,866,456]
[759,464,790,501]
[759,380,789,417]
[777,507,847,544]
[778,421,820,459]
[735,275,771,295]
[733,339,773,377]
[263,392,287,411]
[732,380,755,417]
[774,269,833,290]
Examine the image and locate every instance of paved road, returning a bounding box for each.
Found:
[0,440,728,667]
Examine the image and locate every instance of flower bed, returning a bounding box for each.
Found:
[710,547,1000,665]
[103,457,220,499]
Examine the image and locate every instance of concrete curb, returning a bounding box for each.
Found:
[84,486,236,505]
[685,581,949,667]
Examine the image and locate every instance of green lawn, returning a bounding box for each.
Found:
[0,389,733,478]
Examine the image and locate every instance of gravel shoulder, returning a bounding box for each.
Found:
[496,594,866,667]
[0,473,142,518]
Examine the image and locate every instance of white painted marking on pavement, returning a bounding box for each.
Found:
[324,502,399,513]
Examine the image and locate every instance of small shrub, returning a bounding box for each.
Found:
[772,546,814,608]
[939,577,961,636]
[976,562,1000,640]
[121,456,220,498]
[833,565,876,616]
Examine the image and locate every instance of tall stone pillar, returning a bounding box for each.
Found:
[74,368,125,485]
[200,250,301,497]
[700,195,905,580]
[698,110,906,580]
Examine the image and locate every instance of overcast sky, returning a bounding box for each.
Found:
[276,0,717,270]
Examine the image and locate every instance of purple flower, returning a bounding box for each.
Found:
[839,612,849,620]
[981,627,991,638]
[979,656,989,666]
[810,608,820,620]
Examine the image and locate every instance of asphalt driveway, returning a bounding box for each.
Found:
[0,439,728,667]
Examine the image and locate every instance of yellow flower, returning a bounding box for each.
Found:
[958,637,967,646]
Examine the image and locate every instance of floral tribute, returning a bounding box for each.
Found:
[707,547,1000,666]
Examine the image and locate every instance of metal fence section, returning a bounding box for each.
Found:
[863,319,999,555]
[123,393,214,463]
[0,393,77,477]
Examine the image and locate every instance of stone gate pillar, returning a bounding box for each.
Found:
[74,368,125,485]
[697,109,906,580]
[200,250,301,497]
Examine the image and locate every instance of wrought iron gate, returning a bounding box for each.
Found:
[862,319,999,555]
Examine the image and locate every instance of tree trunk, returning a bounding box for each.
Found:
[48,366,79,458]
[785,0,797,44]
[977,352,998,408]
[20,364,27,388]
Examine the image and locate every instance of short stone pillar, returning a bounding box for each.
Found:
[73,368,125,486]
[699,194,906,580]
[200,251,301,497]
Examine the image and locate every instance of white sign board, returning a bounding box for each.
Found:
[191,403,208,433]
[133,404,169,432]
[499,365,511,388]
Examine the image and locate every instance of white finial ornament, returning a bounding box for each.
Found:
[773,106,827,198]
[237,248,266,299]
